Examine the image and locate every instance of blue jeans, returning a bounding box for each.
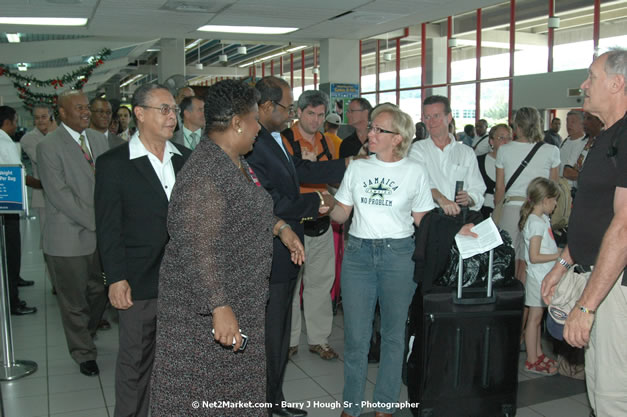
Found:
[341,236,417,416]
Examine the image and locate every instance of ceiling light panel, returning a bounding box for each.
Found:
[0,17,88,26]
[198,25,298,34]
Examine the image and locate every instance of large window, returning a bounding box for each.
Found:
[358,0,626,126]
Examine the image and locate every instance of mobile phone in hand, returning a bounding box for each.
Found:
[212,329,248,351]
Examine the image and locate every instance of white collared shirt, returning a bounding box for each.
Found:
[129,132,181,200]
[0,129,21,165]
[408,133,485,210]
[61,123,92,155]
[182,125,202,149]
[271,131,291,161]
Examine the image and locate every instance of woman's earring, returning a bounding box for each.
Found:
[237,127,242,133]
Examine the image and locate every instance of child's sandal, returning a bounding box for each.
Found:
[525,355,558,376]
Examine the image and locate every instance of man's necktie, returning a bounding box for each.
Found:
[190,132,198,150]
[79,134,95,171]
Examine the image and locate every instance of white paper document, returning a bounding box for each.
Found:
[454,218,503,259]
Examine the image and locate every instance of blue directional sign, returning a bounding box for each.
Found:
[0,165,26,214]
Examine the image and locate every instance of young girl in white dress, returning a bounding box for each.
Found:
[519,177,560,375]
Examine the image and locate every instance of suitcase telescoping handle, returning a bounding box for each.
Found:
[455,248,495,305]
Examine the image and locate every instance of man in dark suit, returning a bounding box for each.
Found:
[89,97,125,149]
[38,90,109,376]
[246,76,348,417]
[95,83,190,417]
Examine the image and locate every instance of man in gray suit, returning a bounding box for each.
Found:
[89,97,125,149]
[171,95,204,150]
[37,90,109,376]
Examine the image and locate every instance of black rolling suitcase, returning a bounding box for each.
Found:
[407,249,525,417]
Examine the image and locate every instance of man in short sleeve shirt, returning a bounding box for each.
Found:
[542,49,627,417]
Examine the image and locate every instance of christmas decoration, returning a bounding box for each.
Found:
[0,48,112,110]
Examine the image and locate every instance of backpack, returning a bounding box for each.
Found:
[551,177,572,230]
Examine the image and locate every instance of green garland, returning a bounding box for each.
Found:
[0,48,112,110]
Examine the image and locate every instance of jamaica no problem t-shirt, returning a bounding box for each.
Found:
[335,156,434,239]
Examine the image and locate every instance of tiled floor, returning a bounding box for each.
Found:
[1,216,593,416]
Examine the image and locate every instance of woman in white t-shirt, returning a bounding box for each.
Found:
[330,104,435,417]
[478,123,513,219]
[494,107,560,263]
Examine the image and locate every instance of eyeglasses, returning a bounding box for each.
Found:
[91,110,112,116]
[423,113,446,121]
[139,104,180,115]
[273,101,295,115]
[494,135,511,142]
[368,125,398,135]
[347,108,367,114]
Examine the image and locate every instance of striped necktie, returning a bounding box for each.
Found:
[79,134,95,171]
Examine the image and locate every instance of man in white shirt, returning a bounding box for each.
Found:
[95,83,191,417]
[0,106,37,315]
[37,90,109,376]
[21,104,51,223]
[472,119,490,156]
[171,96,205,150]
[560,110,588,189]
[409,95,485,216]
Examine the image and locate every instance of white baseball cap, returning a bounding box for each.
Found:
[325,113,342,125]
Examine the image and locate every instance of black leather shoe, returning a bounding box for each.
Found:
[272,407,308,417]
[79,360,99,376]
[17,277,34,287]
[11,305,37,315]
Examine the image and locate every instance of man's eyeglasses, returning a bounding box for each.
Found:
[139,104,180,115]
[273,101,295,115]
[368,125,398,135]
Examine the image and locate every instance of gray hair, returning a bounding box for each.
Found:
[32,103,54,118]
[297,90,329,112]
[603,48,627,93]
[131,83,171,123]
[370,103,415,159]
[566,109,584,121]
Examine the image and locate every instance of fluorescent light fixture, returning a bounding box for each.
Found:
[448,38,458,48]
[219,54,228,63]
[7,33,20,43]
[237,46,247,54]
[195,63,204,70]
[17,63,28,71]
[238,45,307,68]
[120,74,144,88]
[0,17,88,26]
[548,16,560,29]
[383,52,393,61]
[198,25,298,35]
[185,39,202,50]
[146,48,160,52]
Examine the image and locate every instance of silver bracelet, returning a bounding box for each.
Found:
[277,223,291,236]
[558,257,572,270]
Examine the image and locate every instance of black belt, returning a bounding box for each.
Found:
[574,264,592,274]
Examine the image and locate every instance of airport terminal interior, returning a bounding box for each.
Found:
[1,0,626,416]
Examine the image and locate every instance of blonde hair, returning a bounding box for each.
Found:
[518,177,560,231]
[370,103,415,158]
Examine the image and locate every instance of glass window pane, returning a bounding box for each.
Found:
[450,84,476,135]
[514,0,548,76]
[361,39,377,93]
[379,91,396,106]
[379,40,397,91]
[451,11,477,83]
[480,1,510,79]
[400,41,421,89]
[362,93,376,107]
[480,80,509,125]
[400,90,422,124]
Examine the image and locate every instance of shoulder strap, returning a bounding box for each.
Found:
[560,138,568,148]
[281,127,301,159]
[505,142,544,193]
[472,134,488,150]
[316,134,333,160]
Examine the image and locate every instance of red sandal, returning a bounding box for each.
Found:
[525,354,558,376]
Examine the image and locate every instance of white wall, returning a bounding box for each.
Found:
[513,68,588,110]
